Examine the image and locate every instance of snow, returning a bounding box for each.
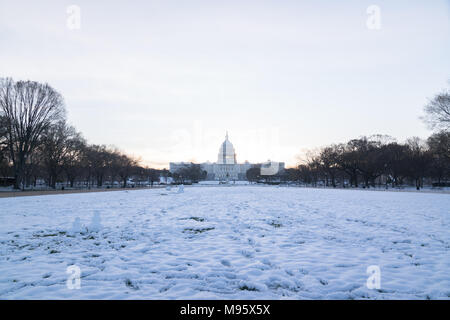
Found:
[0,186,449,299]
[197,181,250,185]
[88,211,102,233]
[69,217,84,235]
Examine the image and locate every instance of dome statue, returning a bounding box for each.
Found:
[217,132,236,164]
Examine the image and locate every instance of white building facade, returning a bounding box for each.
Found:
[170,133,284,181]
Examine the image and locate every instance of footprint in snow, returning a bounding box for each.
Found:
[221,259,231,267]
[240,250,255,258]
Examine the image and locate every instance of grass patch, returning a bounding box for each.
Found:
[319,279,328,285]
[124,278,139,290]
[33,231,67,238]
[239,285,259,291]
[179,217,205,222]
[183,227,215,234]
[190,217,205,222]
[269,221,282,228]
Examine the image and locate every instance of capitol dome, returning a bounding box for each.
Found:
[217,132,237,164]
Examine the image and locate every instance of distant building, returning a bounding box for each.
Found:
[170,132,284,181]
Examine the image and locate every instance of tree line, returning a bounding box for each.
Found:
[0,78,163,190]
[248,89,450,190]
[278,132,449,190]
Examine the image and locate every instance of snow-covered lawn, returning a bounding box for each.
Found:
[0,186,449,299]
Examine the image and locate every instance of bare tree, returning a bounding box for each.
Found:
[335,142,359,187]
[383,142,409,187]
[22,150,41,188]
[115,153,137,188]
[405,137,432,190]
[147,168,160,187]
[246,166,260,184]
[427,131,450,184]
[38,121,80,188]
[351,137,387,188]
[0,115,11,183]
[0,78,65,189]
[422,90,450,131]
[0,115,6,149]
[62,132,87,188]
[160,168,170,184]
[84,145,111,188]
[318,145,340,187]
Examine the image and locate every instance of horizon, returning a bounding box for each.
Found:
[1,0,449,169]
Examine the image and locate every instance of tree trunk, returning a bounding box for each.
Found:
[364,177,369,188]
[13,172,20,190]
[97,175,103,187]
[51,174,57,189]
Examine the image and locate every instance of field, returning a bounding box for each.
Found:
[0,186,449,299]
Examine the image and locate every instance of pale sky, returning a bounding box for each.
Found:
[1,0,449,168]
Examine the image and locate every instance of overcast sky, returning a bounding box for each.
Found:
[1,0,449,168]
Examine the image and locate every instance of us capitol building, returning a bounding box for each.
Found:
[169,132,285,181]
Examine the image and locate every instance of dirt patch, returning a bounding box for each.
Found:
[0,186,164,198]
